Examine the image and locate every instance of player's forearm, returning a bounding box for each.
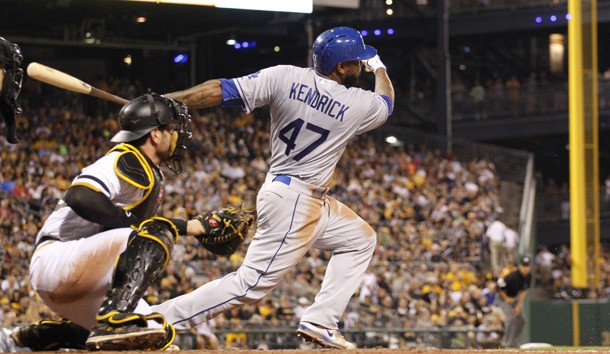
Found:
[374,69,394,113]
[165,79,222,109]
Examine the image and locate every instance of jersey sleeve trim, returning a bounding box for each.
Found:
[220,78,245,108]
[379,94,392,115]
[234,78,252,113]
[74,175,111,195]
[107,143,155,211]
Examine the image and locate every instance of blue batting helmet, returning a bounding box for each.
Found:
[312,27,377,75]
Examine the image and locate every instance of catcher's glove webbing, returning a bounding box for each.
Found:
[194,207,255,256]
[0,37,23,143]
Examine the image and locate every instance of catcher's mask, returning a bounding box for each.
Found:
[111,93,192,174]
[0,37,24,143]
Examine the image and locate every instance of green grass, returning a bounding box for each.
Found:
[526,346,610,350]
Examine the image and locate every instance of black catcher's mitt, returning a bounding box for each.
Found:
[0,36,23,143]
[194,207,255,256]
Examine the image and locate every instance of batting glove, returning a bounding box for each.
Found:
[364,55,386,72]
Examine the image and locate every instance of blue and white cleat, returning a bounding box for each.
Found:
[297,322,356,349]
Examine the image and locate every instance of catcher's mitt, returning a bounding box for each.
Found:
[194,207,255,256]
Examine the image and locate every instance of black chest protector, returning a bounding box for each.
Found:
[109,143,164,221]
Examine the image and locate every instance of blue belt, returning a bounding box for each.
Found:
[272,174,292,185]
[271,174,329,199]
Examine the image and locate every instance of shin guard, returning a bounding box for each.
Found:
[97,217,178,315]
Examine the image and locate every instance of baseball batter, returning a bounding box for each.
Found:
[152,26,394,349]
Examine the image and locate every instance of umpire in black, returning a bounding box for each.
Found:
[496,255,532,348]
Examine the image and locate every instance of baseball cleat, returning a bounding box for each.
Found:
[10,319,89,351]
[86,311,175,351]
[297,322,356,349]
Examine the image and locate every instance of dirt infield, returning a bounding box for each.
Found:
[72,349,607,354]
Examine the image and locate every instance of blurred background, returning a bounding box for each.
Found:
[1,0,610,350]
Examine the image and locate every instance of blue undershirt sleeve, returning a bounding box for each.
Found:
[220,78,244,108]
[380,94,393,115]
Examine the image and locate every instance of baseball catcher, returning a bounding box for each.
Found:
[0,36,24,143]
[10,93,255,352]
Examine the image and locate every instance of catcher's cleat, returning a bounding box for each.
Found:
[86,311,175,351]
[297,322,356,350]
[10,319,89,351]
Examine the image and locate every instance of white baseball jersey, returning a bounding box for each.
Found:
[233,65,390,186]
[36,151,148,243]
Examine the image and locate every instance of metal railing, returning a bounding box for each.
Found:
[174,326,504,350]
[374,125,533,183]
[399,80,610,125]
[538,189,610,222]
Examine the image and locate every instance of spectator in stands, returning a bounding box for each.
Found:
[294,297,310,320]
[503,226,519,269]
[485,219,507,277]
[191,320,219,350]
[505,75,521,116]
[469,79,486,119]
[535,245,555,287]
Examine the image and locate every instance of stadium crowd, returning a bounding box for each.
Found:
[1,79,609,350]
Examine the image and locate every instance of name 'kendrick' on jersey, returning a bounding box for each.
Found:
[289,82,350,122]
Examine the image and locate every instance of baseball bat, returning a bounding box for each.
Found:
[26,62,129,105]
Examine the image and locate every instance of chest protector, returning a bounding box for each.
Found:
[108,143,164,221]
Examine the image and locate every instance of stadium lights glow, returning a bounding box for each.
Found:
[361,28,395,38]
[385,136,398,144]
[231,41,257,50]
[385,136,403,146]
[174,54,188,63]
[121,0,313,13]
[217,0,312,13]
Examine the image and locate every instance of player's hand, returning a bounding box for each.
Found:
[364,55,386,73]
[186,219,205,236]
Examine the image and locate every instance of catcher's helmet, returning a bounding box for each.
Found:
[112,93,192,173]
[312,27,376,75]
